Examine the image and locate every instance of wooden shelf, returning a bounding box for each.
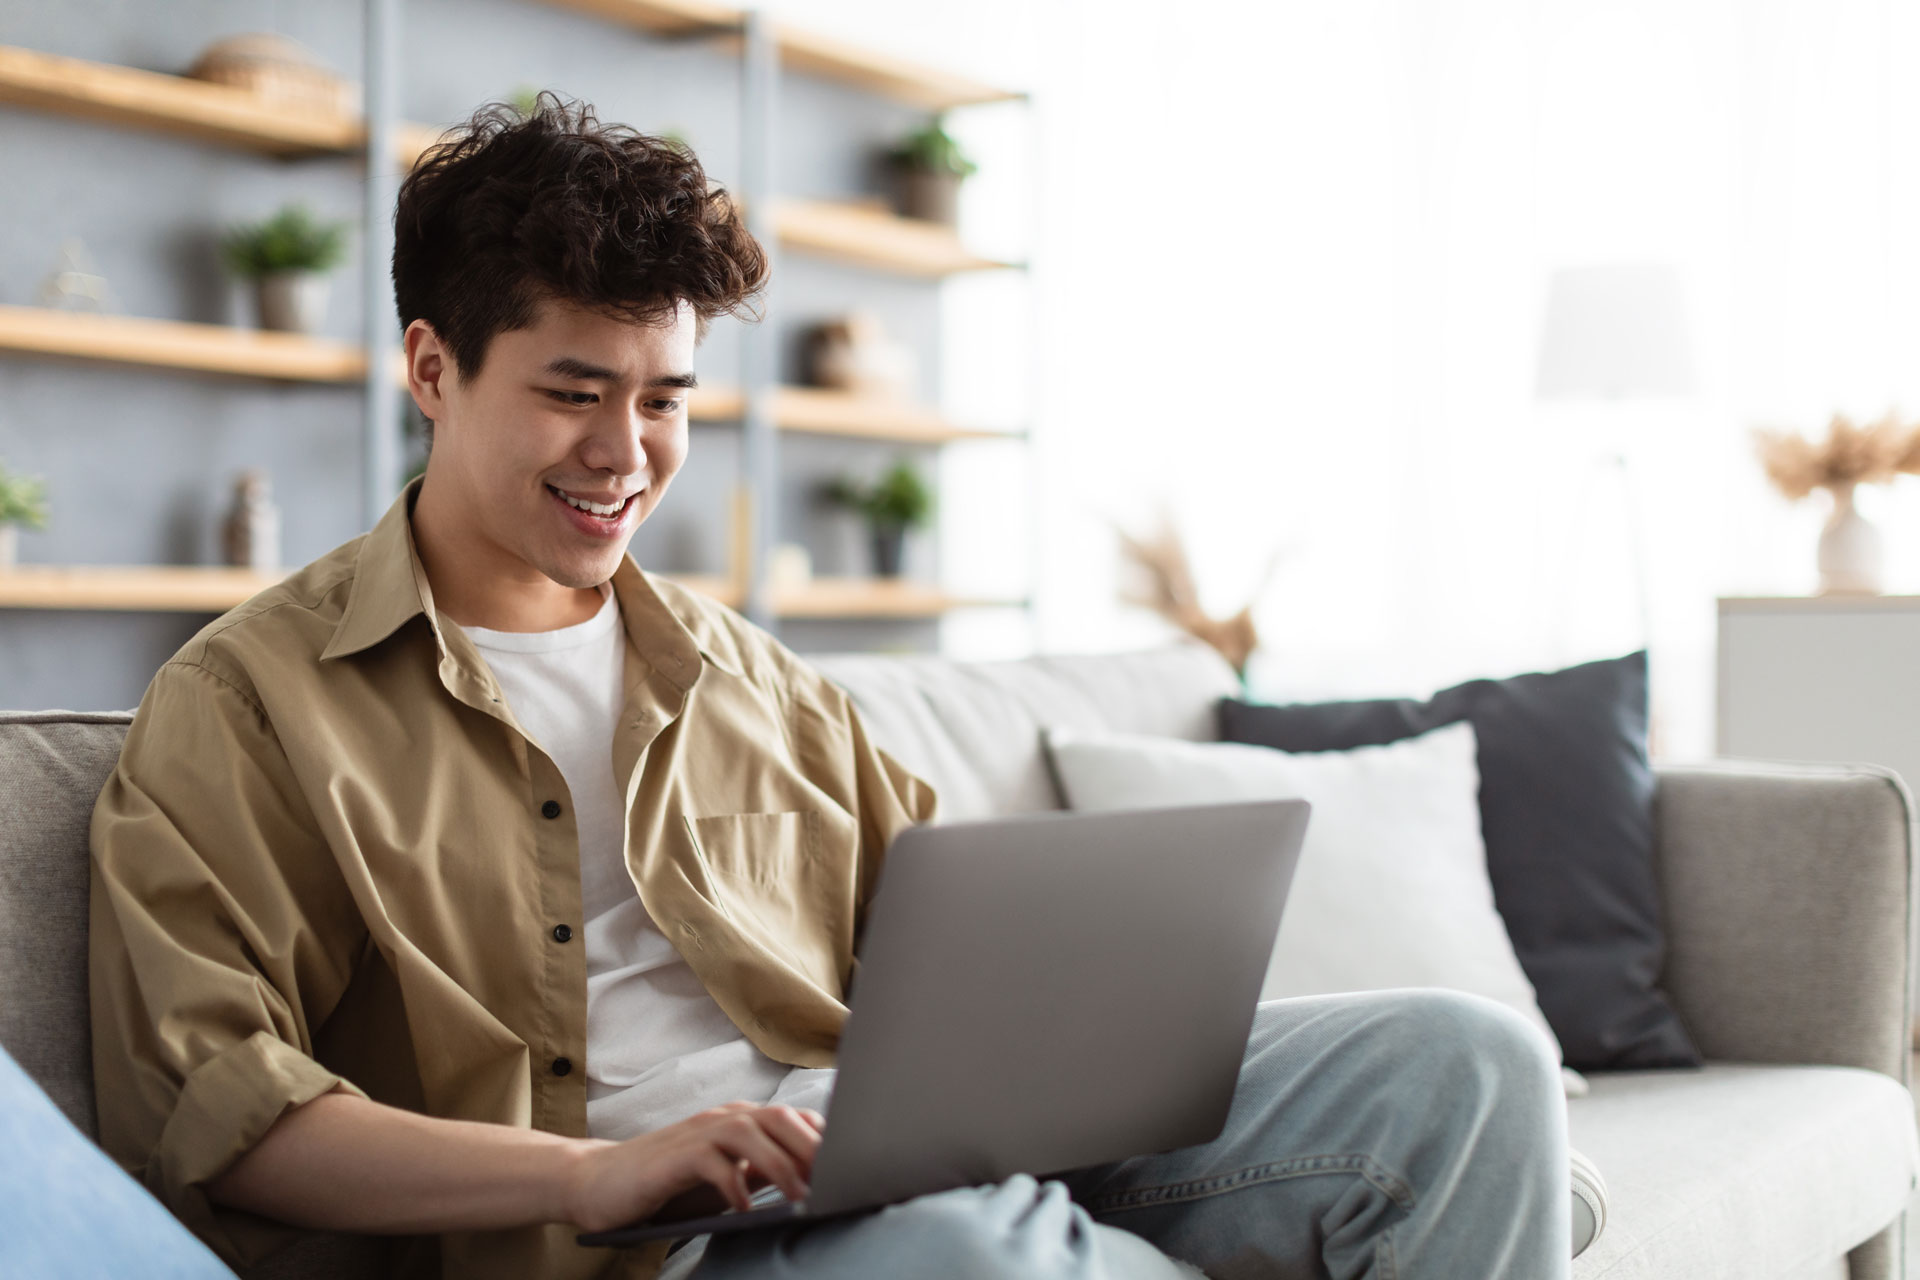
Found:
[535,0,741,37]
[0,567,1008,619]
[0,45,443,170]
[0,566,285,612]
[0,304,368,382]
[0,319,1001,443]
[530,3,1018,110]
[667,386,1017,444]
[0,44,364,156]
[771,387,1015,443]
[666,573,743,608]
[688,385,746,422]
[0,565,746,613]
[394,122,449,170]
[774,200,1018,277]
[773,578,1017,619]
[768,26,1022,112]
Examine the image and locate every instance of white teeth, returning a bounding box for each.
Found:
[552,487,626,517]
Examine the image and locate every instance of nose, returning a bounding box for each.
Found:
[578,401,648,478]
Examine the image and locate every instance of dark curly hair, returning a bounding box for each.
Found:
[392,91,768,382]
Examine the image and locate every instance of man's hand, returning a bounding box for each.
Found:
[565,1101,826,1233]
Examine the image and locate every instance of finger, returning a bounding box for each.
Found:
[753,1106,825,1175]
[694,1147,753,1212]
[713,1118,810,1202]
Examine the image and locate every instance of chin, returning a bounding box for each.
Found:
[541,545,622,587]
[543,553,624,590]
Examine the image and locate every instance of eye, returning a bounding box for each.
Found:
[546,390,597,406]
[647,397,685,414]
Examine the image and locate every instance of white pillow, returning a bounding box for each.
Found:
[1043,720,1580,1088]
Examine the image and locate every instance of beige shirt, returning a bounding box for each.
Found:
[87,476,939,1280]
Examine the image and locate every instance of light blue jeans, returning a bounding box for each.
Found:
[668,990,1573,1280]
[0,989,1568,1279]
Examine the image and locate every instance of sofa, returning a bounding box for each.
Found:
[2,640,1917,1279]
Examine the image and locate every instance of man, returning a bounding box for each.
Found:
[88,94,1571,1280]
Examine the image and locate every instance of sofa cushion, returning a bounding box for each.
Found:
[1220,651,1702,1073]
[1566,1063,1919,1279]
[1040,721,1568,1071]
[0,709,133,1137]
[809,643,1240,822]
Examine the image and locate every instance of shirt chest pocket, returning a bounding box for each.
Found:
[685,810,857,992]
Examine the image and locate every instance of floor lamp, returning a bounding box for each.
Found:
[1533,263,1697,747]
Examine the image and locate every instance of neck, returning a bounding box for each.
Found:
[411,474,604,632]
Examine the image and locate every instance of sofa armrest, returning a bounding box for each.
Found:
[1653,760,1914,1084]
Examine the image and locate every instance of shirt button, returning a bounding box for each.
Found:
[551,923,572,943]
[551,1057,572,1077]
[541,800,562,819]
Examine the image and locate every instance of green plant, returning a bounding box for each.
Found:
[889,114,978,179]
[508,84,542,117]
[218,203,351,279]
[0,459,49,530]
[824,461,935,528]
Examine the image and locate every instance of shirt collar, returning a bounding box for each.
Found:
[319,474,727,689]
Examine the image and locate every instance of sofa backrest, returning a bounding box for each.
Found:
[809,642,1241,821]
[0,642,1241,1136]
[0,709,134,1137]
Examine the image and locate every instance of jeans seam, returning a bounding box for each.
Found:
[1080,1152,1418,1217]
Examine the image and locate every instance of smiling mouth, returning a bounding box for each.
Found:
[546,484,638,520]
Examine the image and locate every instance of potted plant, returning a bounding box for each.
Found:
[1754,410,1920,595]
[823,461,935,578]
[219,202,352,334]
[0,459,49,570]
[886,114,977,227]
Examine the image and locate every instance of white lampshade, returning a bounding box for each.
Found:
[1535,263,1695,400]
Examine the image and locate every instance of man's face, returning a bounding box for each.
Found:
[413,296,697,591]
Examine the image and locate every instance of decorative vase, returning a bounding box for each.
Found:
[870,523,907,577]
[1817,482,1884,595]
[222,469,282,572]
[895,168,961,226]
[0,524,15,570]
[256,271,329,334]
[807,312,916,399]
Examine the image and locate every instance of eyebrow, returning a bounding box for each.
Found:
[541,356,698,389]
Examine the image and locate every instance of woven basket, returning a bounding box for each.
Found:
[186,33,357,117]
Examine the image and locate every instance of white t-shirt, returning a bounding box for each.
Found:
[457,585,830,1140]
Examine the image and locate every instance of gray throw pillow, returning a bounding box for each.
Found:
[1218,650,1701,1071]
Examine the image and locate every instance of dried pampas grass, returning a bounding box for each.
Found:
[1753,411,1919,501]
[1115,515,1281,678]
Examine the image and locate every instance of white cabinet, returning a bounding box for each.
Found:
[1717,596,1920,789]
[1718,596,1920,1030]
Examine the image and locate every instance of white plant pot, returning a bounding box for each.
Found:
[1817,483,1885,595]
[0,524,15,570]
[256,271,330,334]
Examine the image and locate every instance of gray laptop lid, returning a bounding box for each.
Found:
[804,798,1310,1215]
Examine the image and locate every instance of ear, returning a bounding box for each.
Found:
[403,319,455,424]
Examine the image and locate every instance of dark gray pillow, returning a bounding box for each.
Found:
[1218,651,1701,1071]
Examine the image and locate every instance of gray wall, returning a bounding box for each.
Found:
[0,0,946,711]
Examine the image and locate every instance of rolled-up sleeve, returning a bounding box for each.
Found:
[88,659,370,1268]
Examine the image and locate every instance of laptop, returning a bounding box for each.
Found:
[577,797,1311,1247]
